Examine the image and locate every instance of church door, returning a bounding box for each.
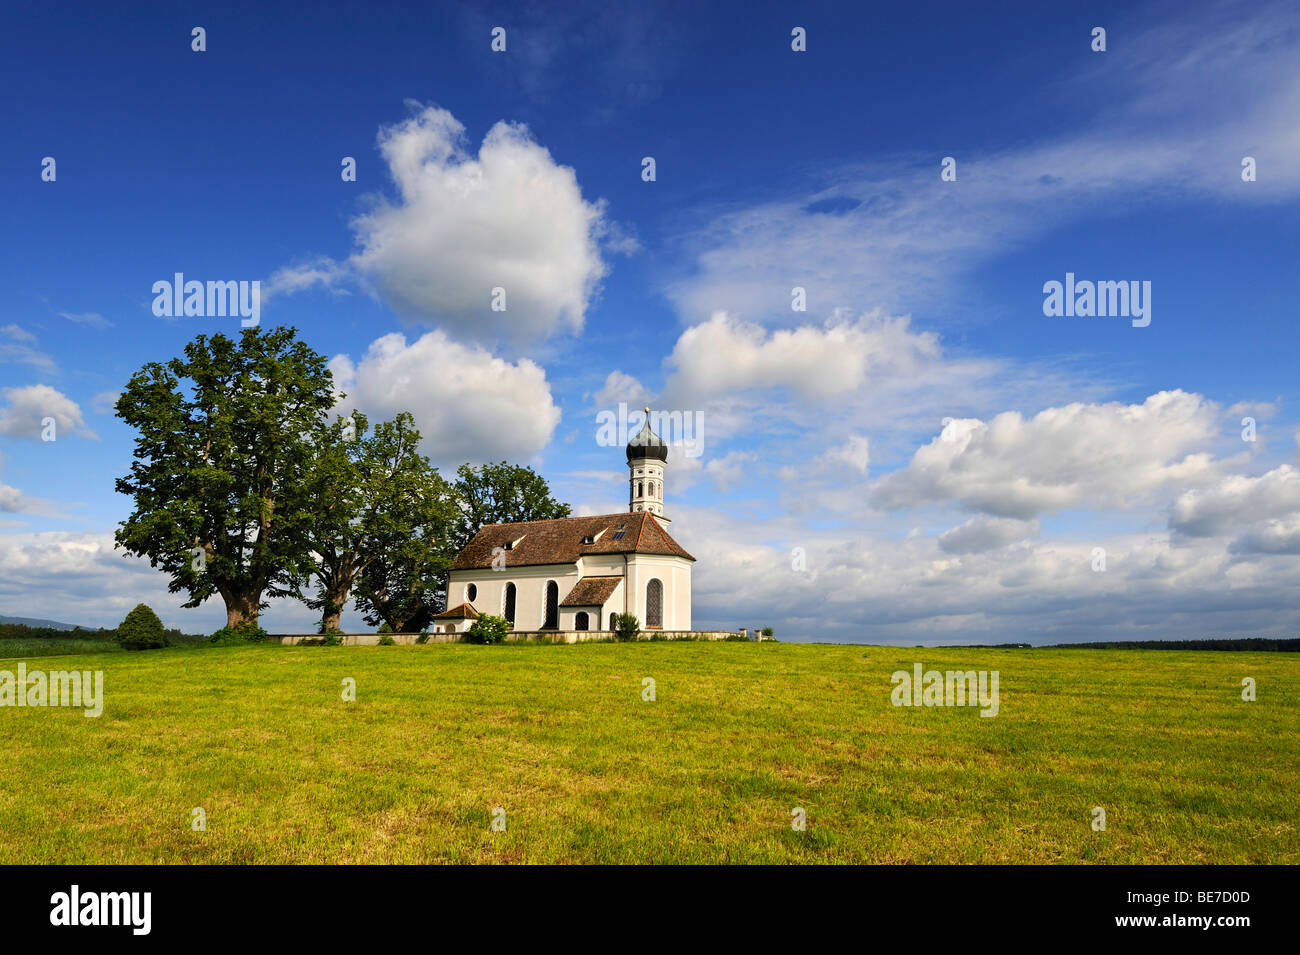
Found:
[575,612,589,631]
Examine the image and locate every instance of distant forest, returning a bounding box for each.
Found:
[0,621,206,644]
[1048,638,1300,652]
[938,639,1300,652]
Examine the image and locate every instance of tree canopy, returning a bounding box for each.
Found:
[451,461,572,553]
[114,329,572,636]
[114,327,337,628]
[306,411,457,634]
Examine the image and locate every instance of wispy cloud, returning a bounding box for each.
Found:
[0,325,54,371]
[665,2,1300,323]
[57,311,114,329]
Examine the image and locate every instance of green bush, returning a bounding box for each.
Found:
[209,621,269,645]
[377,622,394,634]
[377,633,396,646]
[612,613,641,642]
[760,627,775,637]
[464,614,510,645]
[116,604,169,650]
[319,629,343,646]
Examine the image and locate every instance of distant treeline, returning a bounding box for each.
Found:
[1047,638,1300,652]
[937,643,1034,649]
[0,621,206,644]
[936,639,1300,651]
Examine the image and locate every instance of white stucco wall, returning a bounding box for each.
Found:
[448,564,579,631]
[448,551,692,632]
[624,553,692,630]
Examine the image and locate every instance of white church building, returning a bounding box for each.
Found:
[438,411,694,634]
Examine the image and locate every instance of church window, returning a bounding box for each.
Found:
[504,583,516,625]
[543,580,559,629]
[646,578,663,628]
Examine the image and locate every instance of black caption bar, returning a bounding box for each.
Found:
[0,864,1272,943]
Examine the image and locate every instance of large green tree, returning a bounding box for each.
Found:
[350,484,460,634]
[350,460,569,633]
[450,461,572,553]
[302,411,455,634]
[114,327,336,628]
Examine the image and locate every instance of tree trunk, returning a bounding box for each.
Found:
[398,607,435,634]
[320,587,348,633]
[318,567,354,634]
[223,589,261,629]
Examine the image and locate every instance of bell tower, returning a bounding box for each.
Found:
[626,406,668,518]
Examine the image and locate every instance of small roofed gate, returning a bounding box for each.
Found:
[646,578,663,628]
[544,581,559,629]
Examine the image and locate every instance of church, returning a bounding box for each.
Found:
[437,411,694,634]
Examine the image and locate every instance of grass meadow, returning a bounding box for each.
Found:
[1,641,1295,863]
[0,638,126,658]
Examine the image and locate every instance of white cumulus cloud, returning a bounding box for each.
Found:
[329,330,561,468]
[871,391,1221,519]
[270,105,610,345]
[590,370,651,411]
[663,309,939,404]
[0,385,96,440]
[1170,464,1300,538]
[938,516,1039,555]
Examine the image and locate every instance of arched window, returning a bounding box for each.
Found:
[466,582,477,602]
[637,481,644,497]
[646,578,663,629]
[504,582,516,625]
[543,580,559,629]
[575,612,589,631]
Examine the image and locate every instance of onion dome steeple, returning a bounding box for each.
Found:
[626,407,668,463]
[628,407,667,517]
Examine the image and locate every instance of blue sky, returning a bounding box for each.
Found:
[3,0,1300,643]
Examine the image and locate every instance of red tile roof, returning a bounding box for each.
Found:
[434,602,480,619]
[452,512,695,570]
[559,576,623,607]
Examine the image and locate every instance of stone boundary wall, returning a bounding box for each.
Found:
[273,630,739,646]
